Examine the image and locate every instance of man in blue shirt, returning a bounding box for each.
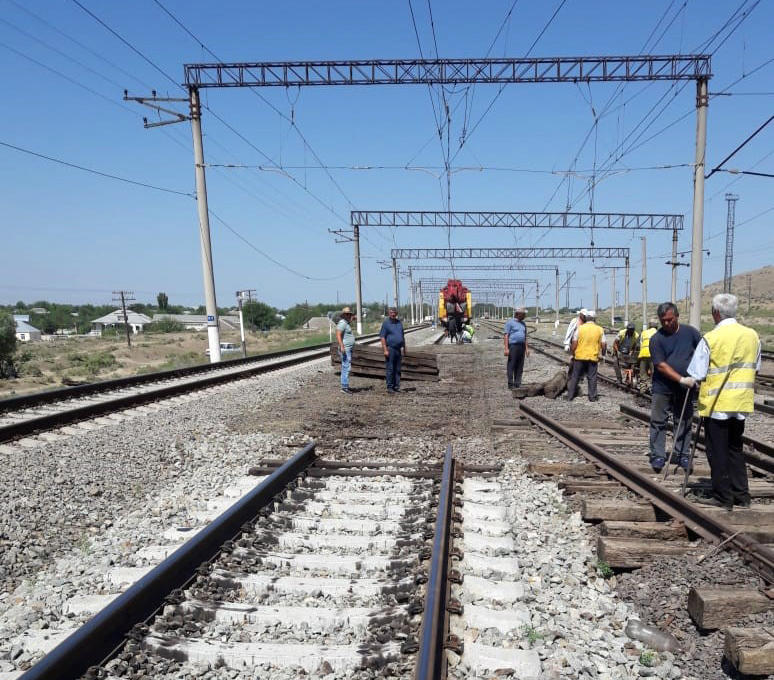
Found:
[504,308,529,389]
[379,307,405,393]
[648,302,701,472]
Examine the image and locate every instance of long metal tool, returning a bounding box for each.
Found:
[663,387,692,481]
[415,445,455,680]
[19,443,318,680]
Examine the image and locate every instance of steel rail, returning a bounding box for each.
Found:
[0,327,430,444]
[526,333,774,437]
[415,445,455,680]
[619,403,774,473]
[19,442,318,680]
[518,403,774,584]
[0,327,428,413]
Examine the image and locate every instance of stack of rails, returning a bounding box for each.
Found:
[330,343,440,381]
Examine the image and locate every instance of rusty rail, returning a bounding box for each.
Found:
[519,402,774,584]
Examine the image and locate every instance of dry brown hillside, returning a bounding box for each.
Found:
[702,265,774,306]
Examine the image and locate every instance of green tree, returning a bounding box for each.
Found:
[157,292,169,310]
[0,313,17,378]
[242,301,280,330]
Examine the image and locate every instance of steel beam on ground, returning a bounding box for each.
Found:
[352,211,682,230]
[185,55,711,88]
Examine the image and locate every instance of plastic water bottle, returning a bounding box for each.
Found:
[625,619,681,652]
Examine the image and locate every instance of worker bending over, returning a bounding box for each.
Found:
[638,322,658,394]
[566,310,606,401]
[685,293,761,509]
[612,322,640,384]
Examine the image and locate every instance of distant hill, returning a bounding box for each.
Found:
[702,265,774,306]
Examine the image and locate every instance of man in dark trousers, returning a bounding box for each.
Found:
[380,307,405,393]
[504,307,528,389]
[648,302,701,472]
[686,293,761,509]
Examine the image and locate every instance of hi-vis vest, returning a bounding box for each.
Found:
[638,327,657,359]
[616,329,639,354]
[697,322,759,416]
[575,322,604,362]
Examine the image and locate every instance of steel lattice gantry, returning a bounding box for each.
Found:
[347,212,677,332]
[184,55,710,87]
[393,247,630,326]
[131,54,711,350]
[391,247,628,259]
[352,211,682,230]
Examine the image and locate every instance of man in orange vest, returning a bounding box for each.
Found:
[684,293,761,509]
[566,310,606,401]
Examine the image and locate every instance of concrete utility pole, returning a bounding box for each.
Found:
[671,228,678,302]
[624,257,630,326]
[535,282,540,323]
[408,269,415,325]
[417,281,423,322]
[555,268,560,325]
[392,257,400,312]
[189,87,221,363]
[353,224,364,334]
[113,290,135,348]
[236,289,255,358]
[747,274,752,314]
[689,77,709,328]
[610,269,616,328]
[723,193,739,293]
[641,237,648,331]
[592,275,597,313]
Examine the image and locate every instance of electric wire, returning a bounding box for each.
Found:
[0,140,195,196]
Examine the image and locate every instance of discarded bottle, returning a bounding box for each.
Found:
[625,619,681,652]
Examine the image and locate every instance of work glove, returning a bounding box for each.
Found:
[679,376,696,388]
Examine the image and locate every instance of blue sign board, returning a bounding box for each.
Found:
[207,315,215,322]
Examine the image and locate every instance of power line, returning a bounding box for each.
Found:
[705,114,774,179]
[207,209,354,282]
[69,0,182,91]
[0,140,194,196]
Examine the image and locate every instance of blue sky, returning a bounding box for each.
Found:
[1,0,772,311]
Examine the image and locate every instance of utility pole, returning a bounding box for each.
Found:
[610,269,616,328]
[417,281,423,322]
[391,258,399,312]
[670,228,678,303]
[723,193,739,293]
[235,289,255,358]
[641,237,648,331]
[408,268,415,325]
[112,290,135,348]
[747,273,752,314]
[353,225,363,334]
[190,87,222,363]
[535,282,540,323]
[624,257,630,326]
[689,76,709,328]
[592,275,597,313]
[555,268,560,325]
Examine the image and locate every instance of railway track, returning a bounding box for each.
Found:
[19,444,517,680]
[0,326,431,446]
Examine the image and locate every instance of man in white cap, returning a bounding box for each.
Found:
[564,308,586,353]
[335,307,355,394]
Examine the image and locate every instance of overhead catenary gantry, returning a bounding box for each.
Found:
[399,264,567,325]
[127,53,711,360]
[393,246,630,326]
[350,210,680,334]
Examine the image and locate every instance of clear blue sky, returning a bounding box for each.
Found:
[1,0,772,311]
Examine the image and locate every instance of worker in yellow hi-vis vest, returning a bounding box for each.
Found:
[684,293,761,510]
[637,323,658,394]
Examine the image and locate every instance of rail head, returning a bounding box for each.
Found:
[415,445,455,680]
[18,442,318,680]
